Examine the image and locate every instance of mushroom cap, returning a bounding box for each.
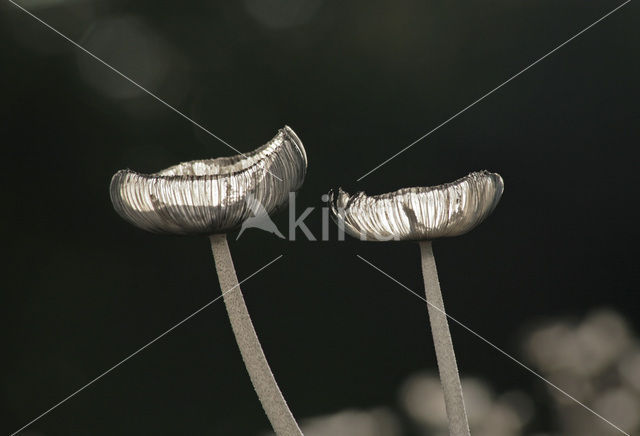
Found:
[330,171,503,241]
[110,126,307,235]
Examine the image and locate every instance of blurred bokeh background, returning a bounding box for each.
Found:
[1,0,638,435]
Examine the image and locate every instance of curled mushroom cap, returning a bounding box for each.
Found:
[110,126,307,235]
[330,171,503,241]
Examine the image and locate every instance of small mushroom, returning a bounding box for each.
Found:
[330,171,504,436]
[110,126,307,436]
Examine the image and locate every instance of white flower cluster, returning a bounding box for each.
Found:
[525,309,640,435]
[263,308,640,436]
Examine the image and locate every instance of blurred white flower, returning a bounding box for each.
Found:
[524,309,640,436]
[399,372,532,436]
[261,308,638,436]
[592,387,640,432]
[399,372,447,427]
[304,408,401,436]
[526,310,633,378]
[618,349,640,392]
[525,321,584,374]
[576,310,633,375]
[263,407,401,436]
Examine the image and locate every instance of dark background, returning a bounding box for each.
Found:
[1,0,638,434]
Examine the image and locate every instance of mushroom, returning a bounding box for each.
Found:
[330,171,504,436]
[110,126,307,436]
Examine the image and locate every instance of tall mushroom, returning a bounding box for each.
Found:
[110,126,307,436]
[330,171,504,436]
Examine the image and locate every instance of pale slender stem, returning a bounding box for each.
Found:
[209,233,303,436]
[419,240,471,436]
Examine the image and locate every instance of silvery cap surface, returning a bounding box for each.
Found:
[330,171,503,241]
[110,126,307,235]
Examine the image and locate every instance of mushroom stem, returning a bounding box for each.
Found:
[419,240,470,436]
[209,233,302,436]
